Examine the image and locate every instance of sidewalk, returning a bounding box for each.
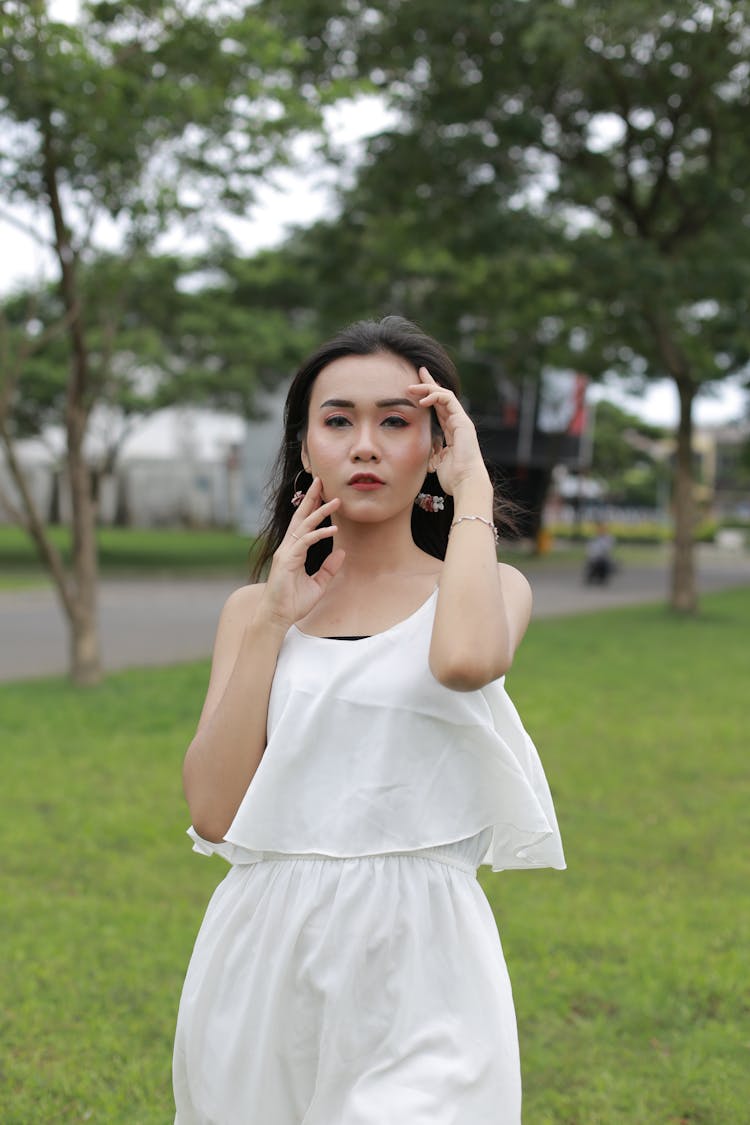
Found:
[1,546,749,682]
[527,545,750,618]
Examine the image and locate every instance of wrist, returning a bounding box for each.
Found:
[251,600,294,641]
[451,471,494,514]
[449,513,499,545]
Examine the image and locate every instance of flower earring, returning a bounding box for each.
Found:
[291,469,309,508]
[415,492,445,513]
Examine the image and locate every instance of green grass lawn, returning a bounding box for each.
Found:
[0,522,678,585]
[1,590,748,1123]
[0,525,254,581]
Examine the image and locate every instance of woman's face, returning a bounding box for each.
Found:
[301,351,441,522]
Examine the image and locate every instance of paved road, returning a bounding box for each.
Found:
[1,546,749,682]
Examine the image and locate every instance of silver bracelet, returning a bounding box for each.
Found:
[450,514,499,544]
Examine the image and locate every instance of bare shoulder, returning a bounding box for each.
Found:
[220,581,267,623]
[196,582,267,731]
[498,561,532,605]
[211,582,267,673]
[498,561,533,647]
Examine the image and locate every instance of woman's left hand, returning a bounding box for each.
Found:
[409,366,489,495]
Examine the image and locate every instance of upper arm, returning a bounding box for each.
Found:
[429,562,533,691]
[498,562,533,660]
[195,583,266,734]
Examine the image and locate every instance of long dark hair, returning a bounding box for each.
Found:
[250,316,495,579]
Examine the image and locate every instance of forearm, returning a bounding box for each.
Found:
[183,613,288,841]
[430,472,511,689]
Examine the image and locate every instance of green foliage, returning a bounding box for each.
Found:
[161,248,324,415]
[590,399,670,505]
[255,0,750,607]
[1,1,319,227]
[2,248,319,442]
[260,0,750,396]
[0,0,328,440]
[1,588,749,1121]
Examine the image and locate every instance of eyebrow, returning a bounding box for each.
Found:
[319,397,417,409]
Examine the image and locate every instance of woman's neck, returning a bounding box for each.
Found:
[330,512,433,581]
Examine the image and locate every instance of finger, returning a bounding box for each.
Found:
[407,366,439,395]
[408,380,455,405]
[293,474,323,513]
[291,488,339,529]
[412,391,461,422]
[293,499,340,537]
[287,522,339,549]
[315,546,346,586]
[412,389,453,405]
[293,475,341,518]
[408,378,451,397]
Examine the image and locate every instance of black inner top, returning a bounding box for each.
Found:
[324,636,370,641]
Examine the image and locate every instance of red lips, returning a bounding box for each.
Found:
[348,473,385,485]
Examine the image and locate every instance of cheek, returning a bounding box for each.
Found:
[304,429,336,468]
[401,428,434,469]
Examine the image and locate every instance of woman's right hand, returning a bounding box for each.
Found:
[259,477,345,630]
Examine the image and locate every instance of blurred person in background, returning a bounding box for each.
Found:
[584,520,616,585]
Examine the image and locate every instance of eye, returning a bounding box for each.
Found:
[382,415,409,428]
[323,415,351,428]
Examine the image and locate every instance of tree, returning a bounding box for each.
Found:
[261,0,750,610]
[589,400,669,507]
[0,0,323,682]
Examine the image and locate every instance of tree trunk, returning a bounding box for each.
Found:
[114,468,131,527]
[1,421,101,682]
[670,377,698,614]
[44,121,103,684]
[48,467,62,524]
[67,411,101,684]
[69,595,100,686]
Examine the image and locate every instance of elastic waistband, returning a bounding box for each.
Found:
[257,847,477,877]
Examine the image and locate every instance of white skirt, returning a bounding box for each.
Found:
[173,831,521,1124]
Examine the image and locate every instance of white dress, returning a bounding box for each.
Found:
[173,590,565,1125]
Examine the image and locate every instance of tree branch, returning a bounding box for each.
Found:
[41,122,92,425]
[641,102,683,228]
[643,307,692,384]
[0,205,55,251]
[0,419,76,615]
[0,296,81,427]
[0,475,29,528]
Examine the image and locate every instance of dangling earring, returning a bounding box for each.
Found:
[291,469,309,508]
[415,492,445,513]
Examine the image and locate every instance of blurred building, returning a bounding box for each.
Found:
[696,421,750,521]
[473,370,592,539]
[0,407,246,529]
[3,396,746,535]
[238,386,286,534]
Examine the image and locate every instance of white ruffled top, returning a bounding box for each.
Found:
[189,589,565,873]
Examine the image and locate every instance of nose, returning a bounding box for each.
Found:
[350,422,380,462]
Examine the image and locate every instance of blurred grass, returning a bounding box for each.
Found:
[485,587,750,1124]
[1,588,748,1122]
[0,663,211,1124]
[0,522,677,586]
[0,525,253,579]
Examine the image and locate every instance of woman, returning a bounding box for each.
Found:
[173,316,565,1124]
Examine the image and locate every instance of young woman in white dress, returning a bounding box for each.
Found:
[173,316,565,1124]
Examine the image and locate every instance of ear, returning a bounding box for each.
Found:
[300,438,311,474]
[427,437,443,473]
